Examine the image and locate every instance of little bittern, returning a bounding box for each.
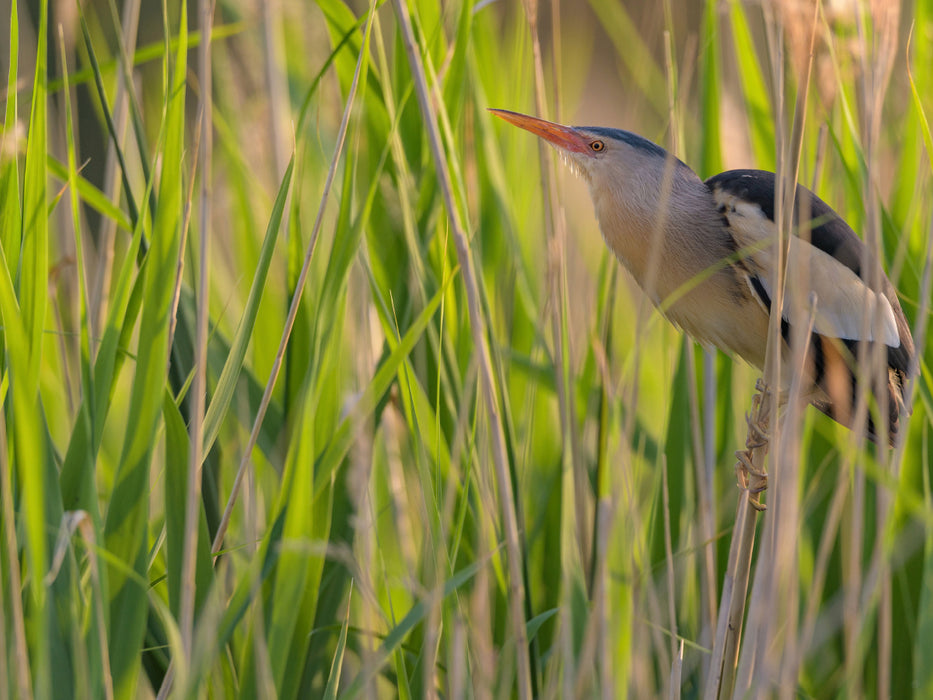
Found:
[491,108,914,444]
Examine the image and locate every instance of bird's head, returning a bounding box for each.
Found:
[490,108,624,184]
[490,108,681,181]
[489,109,704,237]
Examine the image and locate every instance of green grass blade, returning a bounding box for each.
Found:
[261,372,334,699]
[48,23,246,93]
[102,4,187,696]
[313,269,453,499]
[21,1,48,393]
[202,157,294,454]
[698,0,723,177]
[340,558,485,698]
[322,590,351,700]
[0,8,25,695]
[727,0,775,169]
[77,5,141,231]
[15,1,55,694]
[47,157,133,233]
[58,18,100,524]
[162,391,213,623]
[0,0,20,261]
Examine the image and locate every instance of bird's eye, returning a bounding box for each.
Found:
[590,140,605,152]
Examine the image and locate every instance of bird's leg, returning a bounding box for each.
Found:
[735,380,773,511]
[754,377,790,408]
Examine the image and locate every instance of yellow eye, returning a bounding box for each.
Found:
[590,140,605,152]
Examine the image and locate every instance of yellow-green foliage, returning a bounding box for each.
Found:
[0,0,931,697]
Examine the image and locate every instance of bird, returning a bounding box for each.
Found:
[490,108,914,445]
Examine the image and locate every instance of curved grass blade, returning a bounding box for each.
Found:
[102,5,187,696]
[201,157,294,455]
[48,157,133,233]
[77,6,141,233]
[340,558,486,698]
[322,588,352,700]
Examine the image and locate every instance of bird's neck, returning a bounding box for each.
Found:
[589,173,720,303]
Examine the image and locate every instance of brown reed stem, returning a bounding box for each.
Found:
[704,381,772,699]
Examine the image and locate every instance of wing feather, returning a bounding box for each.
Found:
[706,169,914,444]
[707,175,901,347]
[757,236,900,347]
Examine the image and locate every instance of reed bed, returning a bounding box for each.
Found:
[1,0,931,697]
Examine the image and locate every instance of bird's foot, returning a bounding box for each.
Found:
[754,378,789,408]
[735,448,768,511]
[735,381,772,511]
[745,408,771,449]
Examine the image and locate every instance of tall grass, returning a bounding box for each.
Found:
[1,0,931,697]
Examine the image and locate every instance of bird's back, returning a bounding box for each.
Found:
[705,170,914,443]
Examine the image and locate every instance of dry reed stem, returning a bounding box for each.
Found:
[179,0,214,660]
[705,7,788,681]
[738,302,818,696]
[703,381,770,700]
[0,419,32,699]
[211,0,377,557]
[520,1,577,690]
[855,6,899,696]
[707,1,825,693]
[662,457,680,676]
[89,0,140,348]
[734,5,820,694]
[662,22,718,655]
[520,0,576,504]
[392,1,533,697]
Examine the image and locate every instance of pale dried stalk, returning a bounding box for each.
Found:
[704,382,771,700]
[856,5,899,697]
[391,1,533,697]
[663,20,717,653]
[0,419,32,698]
[662,457,680,685]
[521,1,577,691]
[707,3,801,695]
[738,298,818,698]
[179,0,214,660]
[90,0,140,347]
[733,4,820,695]
[211,0,377,557]
[519,4,582,565]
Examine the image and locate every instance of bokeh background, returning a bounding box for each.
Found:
[1,0,932,697]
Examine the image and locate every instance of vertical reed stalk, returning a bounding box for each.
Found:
[393,1,533,696]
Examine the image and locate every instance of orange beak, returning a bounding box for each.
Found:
[489,109,591,155]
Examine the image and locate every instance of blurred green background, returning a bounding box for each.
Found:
[1,0,931,697]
